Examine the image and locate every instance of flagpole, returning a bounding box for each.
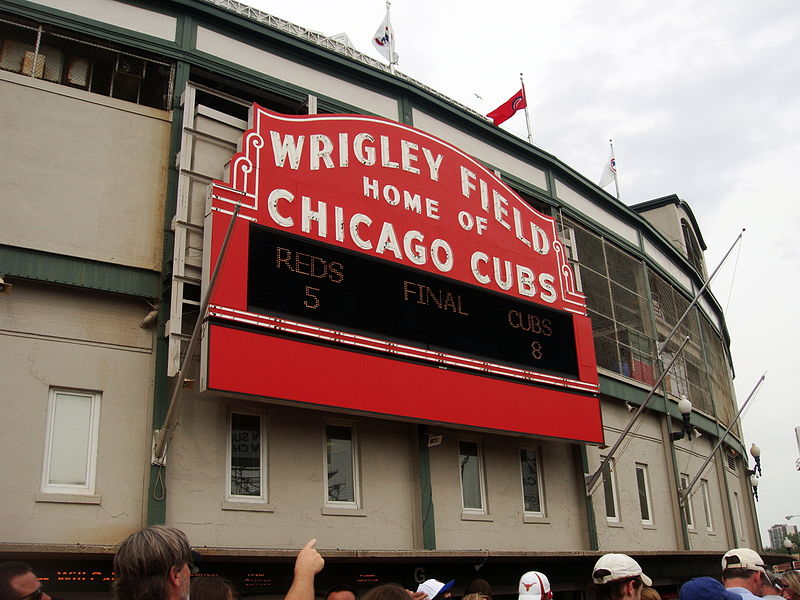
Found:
[387,1,396,75]
[609,139,620,199]
[520,73,533,144]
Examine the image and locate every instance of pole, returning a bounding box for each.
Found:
[521,73,533,144]
[152,201,242,465]
[609,139,620,199]
[585,335,691,496]
[678,373,766,505]
[658,229,745,356]
[387,1,397,75]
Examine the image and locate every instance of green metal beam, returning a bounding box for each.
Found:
[418,426,437,550]
[0,244,160,299]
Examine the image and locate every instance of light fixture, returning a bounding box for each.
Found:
[0,275,12,296]
[784,536,794,555]
[750,443,762,476]
[749,473,759,501]
[670,395,694,441]
[427,434,443,447]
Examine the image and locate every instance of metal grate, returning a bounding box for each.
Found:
[0,14,174,110]
[560,215,657,386]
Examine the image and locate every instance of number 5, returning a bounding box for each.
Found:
[304,286,320,309]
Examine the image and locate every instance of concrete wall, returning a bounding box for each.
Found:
[0,71,171,270]
[429,432,588,551]
[167,393,419,550]
[0,281,155,544]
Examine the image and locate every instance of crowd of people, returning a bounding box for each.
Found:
[1,526,799,600]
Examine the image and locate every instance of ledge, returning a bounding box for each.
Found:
[34,492,102,505]
[222,500,274,512]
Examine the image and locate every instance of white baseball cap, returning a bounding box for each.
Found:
[417,579,455,599]
[519,571,551,600]
[721,548,766,574]
[592,554,652,586]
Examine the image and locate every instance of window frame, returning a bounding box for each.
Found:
[519,446,545,518]
[635,463,653,525]
[601,456,620,522]
[680,473,695,529]
[41,387,101,496]
[700,479,714,531]
[324,422,360,509]
[226,407,268,504]
[458,439,487,515]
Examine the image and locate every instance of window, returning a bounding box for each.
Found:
[601,457,619,522]
[0,14,173,109]
[41,388,101,495]
[680,473,695,528]
[519,447,544,516]
[700,479,714,531]
[325,424,359,507]
[227,410,267,502]
[459,440,486,514]
[635,463,653,524]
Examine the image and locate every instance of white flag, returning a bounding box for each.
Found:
[372,9,398,64]
[599,148,617,188]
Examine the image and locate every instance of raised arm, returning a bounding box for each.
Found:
[285,539,325,600]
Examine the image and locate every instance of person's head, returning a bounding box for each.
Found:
[519,571,551,600]
[592,554,652,600]
[463,594,489,600]
[761,571,783,598]
[640,587,661,600]
[113,526,194,600]
[0,562,52,600]
[191,576,237,600]
[780,571,800,600]
[416,580,455,600]
[464,579,492,599]
[721,548,766,594]
[362,584,412,600]
[679,577,742,600]
[325,584,359,600]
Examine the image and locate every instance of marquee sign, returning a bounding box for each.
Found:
[202,106,602,443]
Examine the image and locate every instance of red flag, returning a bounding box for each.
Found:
[487,88,527,125]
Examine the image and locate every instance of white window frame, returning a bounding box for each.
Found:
[41,388,101,495]
[519,446,545,517]
[680,473,695,529]
[601,456,620,522]
[324,422,360,509]
[459,439,487,515]
[635,463,653,525]
[700,479,714,531]
[226,408,268,503]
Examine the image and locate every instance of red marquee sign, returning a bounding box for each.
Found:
[202,106,602,443]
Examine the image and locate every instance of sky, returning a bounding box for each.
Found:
[240,0,800,546]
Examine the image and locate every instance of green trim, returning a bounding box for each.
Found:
[720,448,738,546]
[398,95,413,126]
[0,245,159,298]
[578,445,599,550]
[598,374,746,456]
[418,426,436,550]
[146,59,191,526]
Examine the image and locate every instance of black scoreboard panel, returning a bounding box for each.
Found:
[247,224,579,379]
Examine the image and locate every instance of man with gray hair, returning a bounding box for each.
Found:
[113,526,324,600]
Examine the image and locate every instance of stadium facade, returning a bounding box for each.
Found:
[0,0,771,597]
